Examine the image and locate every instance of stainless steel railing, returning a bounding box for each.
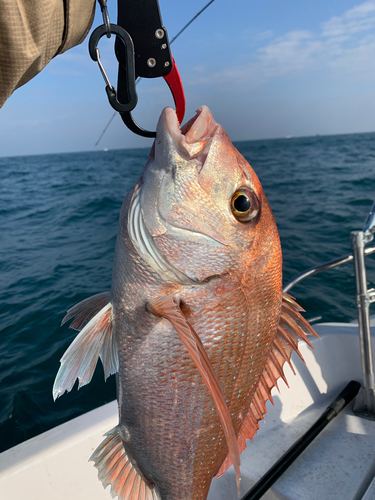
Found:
[283,247,375,294]
[283,201,375,419]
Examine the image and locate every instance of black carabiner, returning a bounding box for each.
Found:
[89,24,138,114]
[89,23,157,138]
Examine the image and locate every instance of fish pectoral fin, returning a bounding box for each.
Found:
[91,427,160,500]
[217,293,319,478]
[61,291,111,329]
[53,293,118,400]
[147,295,241,495]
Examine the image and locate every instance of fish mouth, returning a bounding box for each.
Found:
[146,105,218,167]
[165,104,216,142]
[127,106,221,285]
[159,105,218,165]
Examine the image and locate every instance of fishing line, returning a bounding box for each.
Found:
[95,0,216,146]
[95,111,117,146]
[169,0,215,45]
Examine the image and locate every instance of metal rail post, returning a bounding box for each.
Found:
[351,230,375,417]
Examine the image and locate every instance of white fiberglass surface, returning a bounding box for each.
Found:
[0,324,374,500]
[210,323,375,500]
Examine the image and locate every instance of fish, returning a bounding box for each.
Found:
[53,105,318,500]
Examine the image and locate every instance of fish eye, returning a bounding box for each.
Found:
[230,188,260,222]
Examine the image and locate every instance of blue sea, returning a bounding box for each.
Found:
[1,132,375,453]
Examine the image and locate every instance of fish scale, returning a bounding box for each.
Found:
[53,105,318,500]
[113,236,235,499]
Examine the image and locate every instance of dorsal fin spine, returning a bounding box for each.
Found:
[255,392,267,414]
[276,337,298,374]
[238,433,246,449]
[282,293,305,311]
[281,310,316,348]
[216,293,319,479]
[252,394,265,418]
[248,411,258,427]
[243,420,253,435]
[260,378,274,405]
[256,384,269,410]
[265,365,279,391]
[269,350,289,387]
[257,380,266,402]
[273,336,290,361]
[281,301,319,338]
[277,323,299,348]
[274,335,304,366]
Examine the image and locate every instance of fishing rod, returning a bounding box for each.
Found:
[240,380,361,500]
[95,0,216,146]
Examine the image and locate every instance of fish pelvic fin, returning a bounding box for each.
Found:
[217,292,319,478]
[53,292,118,400]
[90,427,160,500]
[147,294,241,496]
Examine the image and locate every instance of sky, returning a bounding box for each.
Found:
[1,0,375,157]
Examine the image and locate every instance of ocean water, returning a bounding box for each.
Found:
[1,132,374,453]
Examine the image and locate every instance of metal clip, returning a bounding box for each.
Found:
[97,0,111,38]
[94,48,114,91]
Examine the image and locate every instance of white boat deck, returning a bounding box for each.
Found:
[0,322,374,500]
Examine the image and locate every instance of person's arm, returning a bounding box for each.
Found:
[0,0,96,107]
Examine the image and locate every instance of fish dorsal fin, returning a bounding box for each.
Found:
[53,292,118,400]
[217,293,319,478]
[147,295,241,495]
[91,427,160,500]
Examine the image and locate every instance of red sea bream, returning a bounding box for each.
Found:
[53,105,317,500]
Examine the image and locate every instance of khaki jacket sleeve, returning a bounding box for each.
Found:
[0,0,96,107]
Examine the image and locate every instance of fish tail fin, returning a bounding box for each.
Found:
[90,427,160,500]
[53,292,118,400]
[217,293,318,478]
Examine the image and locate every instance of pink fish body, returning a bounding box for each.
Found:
[53,106,317,500]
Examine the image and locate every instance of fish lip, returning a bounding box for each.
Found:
[158,105,218,161]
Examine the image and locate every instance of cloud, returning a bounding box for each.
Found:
[256,30,322,77]
[328,34,375,76]
[322,1,375,37]
[188,1,375,88]
[254,30,274,41]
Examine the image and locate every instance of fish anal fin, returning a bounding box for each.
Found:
[147,294,241,495]
[53,295,118,400]
[90,427,159,500]
[217,293,318,478]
